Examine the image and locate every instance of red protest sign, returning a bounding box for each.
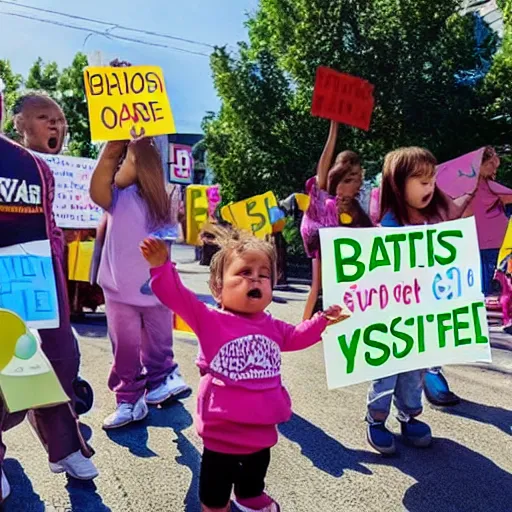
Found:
[311,67,375,131]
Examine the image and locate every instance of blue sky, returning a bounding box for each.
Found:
[0,0,259,133]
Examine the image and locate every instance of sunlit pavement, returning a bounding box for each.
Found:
[4,245,512,512]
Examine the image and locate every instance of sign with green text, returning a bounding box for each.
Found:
[320,218,491,389]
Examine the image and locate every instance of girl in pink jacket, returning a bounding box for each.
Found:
[141,228,345,512]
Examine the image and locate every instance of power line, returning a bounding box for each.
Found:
[0,11,211,57]
[0,0,216,49]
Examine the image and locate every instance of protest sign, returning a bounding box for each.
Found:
[35,153,102,229]
[311,67,375,131]
[170,144,193,184]
[0,240,59,329]
[0,309,68,412]
[220,191,279,239]
[185,185,222,245]
[320,218,491,389]
[83,65,176,142]
[186,185,209,245]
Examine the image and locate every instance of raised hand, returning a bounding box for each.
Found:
[140,237,169,268]
[322,304,351,325]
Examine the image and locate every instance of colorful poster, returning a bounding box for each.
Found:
[185,185,222,245]
[311,67,375,131]
[220,191,279,239]
[0,309,68,412]
[169,144,193,184]
[35,153,102,229]
[320,218,491,389]
[83,65,176,142]
[186,185,209,246]
[0,240,59,329]
[437,149,484,198]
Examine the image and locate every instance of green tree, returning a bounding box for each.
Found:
[58,53,97,158]
[204,0,501,204]
[26,57,60,94]
[0,59,23,138]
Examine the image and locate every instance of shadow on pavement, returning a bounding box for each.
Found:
[66,478,112,512]
[438,398,512,436]
[105,401,201,512]
[278,414,373,478]
[73,315,107,339]
[280,413,512,511]
[3,459,45,511]
[394,437,512,512]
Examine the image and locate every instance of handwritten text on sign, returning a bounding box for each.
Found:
[311,67,374,131]
[220,191,280,239]
[0,240,59,329]
[320,218,491,389]
[35,153,102,229]
[83,66,176,142]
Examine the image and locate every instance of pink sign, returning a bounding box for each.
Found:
[169,144,193,184]
[436,149,484,198]
[206,185,221,218]
[437,148,512,250]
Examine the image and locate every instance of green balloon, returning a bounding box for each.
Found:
[15,333,37,360]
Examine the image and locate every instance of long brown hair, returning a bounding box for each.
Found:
[327,150,361,196]
[379,147,448,225]
[130,139,172,230]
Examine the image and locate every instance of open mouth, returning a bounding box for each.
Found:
[247,289,262,299]
[421,193,433,204]
[48,137,58,150]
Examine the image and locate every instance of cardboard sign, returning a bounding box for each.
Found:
[35,153,102,229]
[0,240,59,329]
[311,67,374,131]
[0,309,68,412]
[68,240,94,282]
[220,191,279,239]
[83,65,176,142]
[169,144,193,184]
[186,185,209,246]
[320,218,491,389]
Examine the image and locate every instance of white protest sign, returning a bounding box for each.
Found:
[35,153,102,229]
[320,218,491,389]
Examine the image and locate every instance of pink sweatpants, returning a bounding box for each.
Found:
[105,299,176,404]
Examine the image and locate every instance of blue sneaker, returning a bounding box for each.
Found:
[424,371,460,406]
[367,422,396,455]
[400,418,432,448]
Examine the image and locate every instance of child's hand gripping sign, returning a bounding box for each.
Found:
[83,65,176,142]
[311,66,375,131]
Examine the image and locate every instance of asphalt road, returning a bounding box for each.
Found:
[4,245,512,512]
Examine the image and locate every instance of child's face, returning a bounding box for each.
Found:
[17,98,66,154]
[480,152,500,180]
[335,167,363,202]
[115,148,137,189]
[404,174,436,211]
[218,250,273,314]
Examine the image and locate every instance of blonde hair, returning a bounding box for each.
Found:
[204,224,277,298]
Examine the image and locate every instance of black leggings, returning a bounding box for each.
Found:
[199,447,271,508]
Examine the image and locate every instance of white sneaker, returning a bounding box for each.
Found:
[146,370,191,405]
[102,396,148,430]
[49,450,99,480]
[1,471,10,501]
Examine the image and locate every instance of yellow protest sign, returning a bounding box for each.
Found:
[186,185,209,246]
[0,310,68,412]
[68,241,94,282]
[220,191,278,239]
[83,65,176,142]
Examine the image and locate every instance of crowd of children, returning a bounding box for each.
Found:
[0,83,507,510]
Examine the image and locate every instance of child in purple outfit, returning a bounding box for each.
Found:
[89,136,190,430]
[141,227,347,512]
[301,120,373,320]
